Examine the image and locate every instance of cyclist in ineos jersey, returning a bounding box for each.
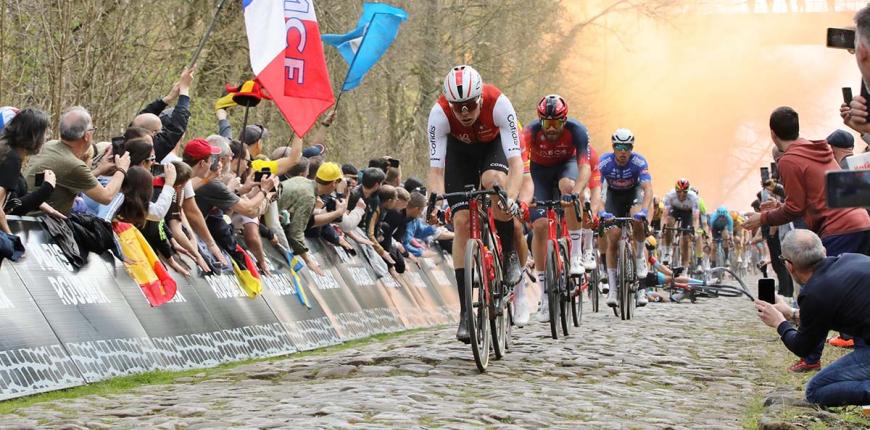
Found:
[523,95,592,322]
[427,65,524,343]
[599,128,654,308]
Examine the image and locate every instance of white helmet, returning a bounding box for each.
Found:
[443,65,483,103]
[611,128,635,145]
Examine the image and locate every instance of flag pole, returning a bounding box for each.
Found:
[189,0,229,68]
[331,13,384,114]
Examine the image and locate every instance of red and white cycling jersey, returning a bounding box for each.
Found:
[428,84,521,168]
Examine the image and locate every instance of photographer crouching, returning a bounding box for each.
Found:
[755,229,870,406]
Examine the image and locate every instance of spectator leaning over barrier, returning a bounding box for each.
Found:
[0,108,65,234]
[371,184,402,272]
[211,134,274,275]
[158,136,222,272]
[194,138,277,269]
[345,167,385,245]
[132,66,195,161]
[755,229,870,407]
[277,162,346,276]
[745,106,870,372]
[826,129,854,169]
[25,107,130,215]
[179,137,228,269]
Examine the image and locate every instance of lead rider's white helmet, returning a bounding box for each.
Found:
[443,65,483,103]
[611,128,635,145]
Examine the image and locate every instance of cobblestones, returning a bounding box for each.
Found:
[1,290,776,429]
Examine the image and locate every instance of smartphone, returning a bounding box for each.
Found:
[770,162,778,181]
[826,170,870,208]
[209,155,220,172]
[34,172,45,187]
[150,163,164,177]
[254,167,272,182]
[843,87,853,105]
[388,158,400,168]
[111,136,125,157]
[758,278,776,304]
[827,27,855,50]
[760,166,770,183]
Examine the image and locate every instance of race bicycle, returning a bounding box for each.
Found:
[601,217,643,320]
[531,195,584,339]
[427,184,516,372]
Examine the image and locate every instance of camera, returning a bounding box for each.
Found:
[254,167,272,183]
[826,169,870,208]
[150,163,164,177]
[827,27,855,50]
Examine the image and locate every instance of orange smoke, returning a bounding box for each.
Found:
[563,4,861,210]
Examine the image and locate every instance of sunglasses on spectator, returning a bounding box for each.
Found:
[613,143,633,152]
[778,255,791,265]
[448,97,481,114]
[542,118,565,130]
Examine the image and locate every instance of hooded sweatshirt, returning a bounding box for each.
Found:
[761,138,870,237]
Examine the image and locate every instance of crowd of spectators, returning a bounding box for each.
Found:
[0,68,451,290]
[746,4,870,408]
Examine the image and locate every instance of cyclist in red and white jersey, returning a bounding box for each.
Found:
[427,65,524,343]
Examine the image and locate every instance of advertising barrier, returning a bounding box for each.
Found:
[0,217,459,400]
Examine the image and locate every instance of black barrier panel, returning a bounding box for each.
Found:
[301,241,390,340]
[419,250,460,323]
[257,244,341,351]
[397,259,451,327]
[324,239,405,332]
[344,241,431,329]
[0,264,85,400]
[186,268,296,361]
[9,221,165,382]
[104,254,229,370]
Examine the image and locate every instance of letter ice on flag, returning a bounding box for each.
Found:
[243,0,335,137]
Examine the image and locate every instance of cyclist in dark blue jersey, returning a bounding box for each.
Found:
[598,128,654,308]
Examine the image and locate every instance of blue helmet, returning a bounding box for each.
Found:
[716,205,728,215]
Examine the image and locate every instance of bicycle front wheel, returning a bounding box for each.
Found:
[590,261,600,313]
[464,239,490,372]
[618,238,635,321]
[546,240,560,339]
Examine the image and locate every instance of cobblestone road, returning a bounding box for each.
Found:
[0,286,776,430]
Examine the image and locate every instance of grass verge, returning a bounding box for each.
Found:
[0,327,429,416]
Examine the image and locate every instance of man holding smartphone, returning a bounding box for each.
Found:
[755,229,870,407]
[745,107,870,372]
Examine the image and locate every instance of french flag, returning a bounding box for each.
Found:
[243,0,335,136]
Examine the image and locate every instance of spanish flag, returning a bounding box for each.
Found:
[113,222,177,306]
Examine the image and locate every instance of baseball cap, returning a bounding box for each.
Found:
[316,162,342,182]
[240,124,268,145]
[302,144,325,158]
[183,138,221,161]
[827,129,854,149]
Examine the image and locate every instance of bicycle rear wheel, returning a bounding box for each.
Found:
[464,239,490,372]
[546,240,560,339]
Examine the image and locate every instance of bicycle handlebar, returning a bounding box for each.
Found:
[425,185,511,223]
[530,194,582,222]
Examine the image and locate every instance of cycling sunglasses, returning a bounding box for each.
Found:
[541,118,565,130]
[613,143,633,152]
[449,97,481,114]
